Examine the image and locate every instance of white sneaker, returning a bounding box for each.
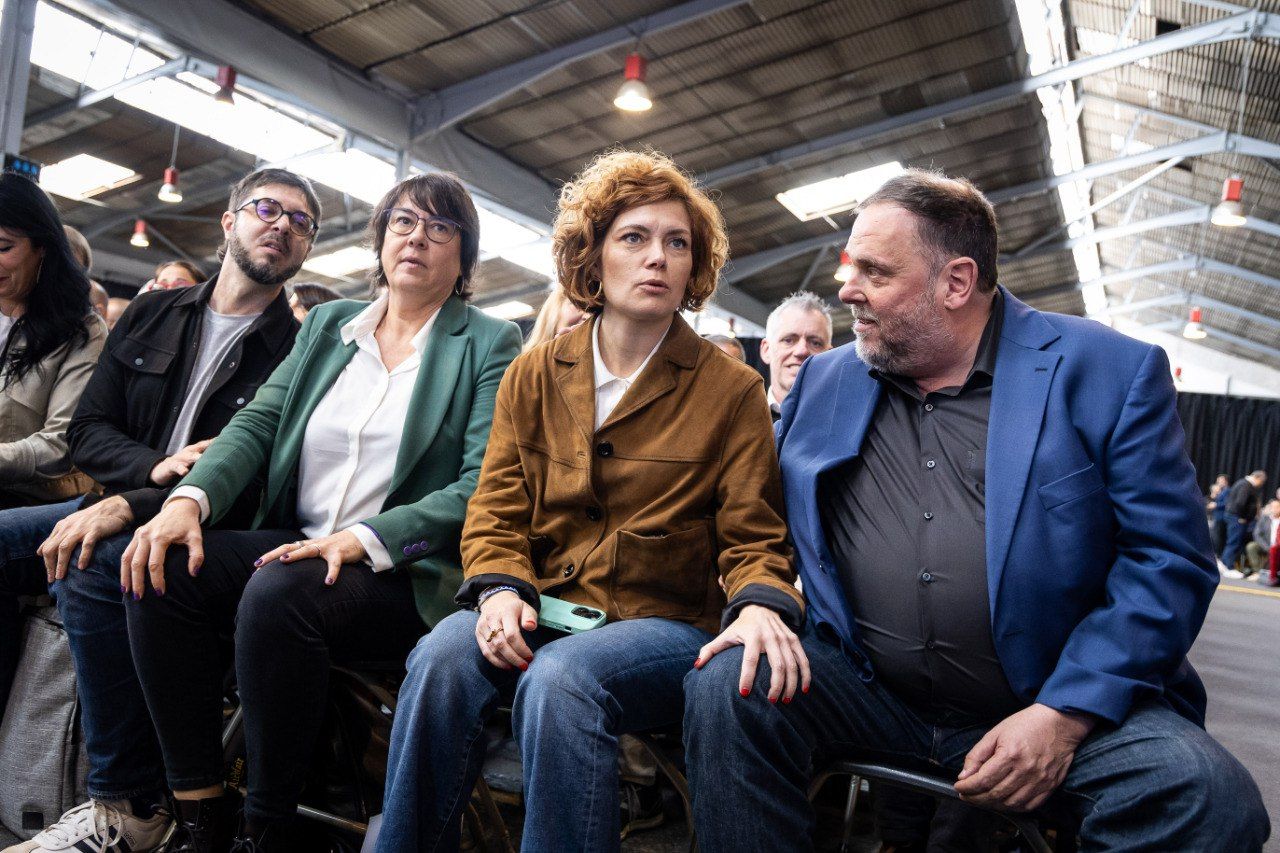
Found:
[1222,568,1245,579]
[1217,558,1230,574]
[2,799,172,853]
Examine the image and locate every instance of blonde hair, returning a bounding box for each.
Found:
[525,287,569,352]
[552,149,728,314]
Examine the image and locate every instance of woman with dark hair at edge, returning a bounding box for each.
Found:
[0,173,105,507]
[376,149,807,852]
[121,172,522,851]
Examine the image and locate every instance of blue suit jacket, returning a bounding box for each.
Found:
[777,288,1217,726]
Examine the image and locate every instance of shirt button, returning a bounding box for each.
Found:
[925,459,936,469]
[924,403,934,412]
[921,571,934,583]
[236,397,246,405]
[596,441,614,457]
[134,357,144,366]
[925,640,937,650]
[585,506,602,522]
[563,564,575,578]
[924,512,934,520]
[228,361,236,369]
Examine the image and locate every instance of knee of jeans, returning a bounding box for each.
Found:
[236,563,309,636]
[513,645,597,715]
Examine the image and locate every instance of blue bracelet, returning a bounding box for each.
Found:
[477,584,520,608]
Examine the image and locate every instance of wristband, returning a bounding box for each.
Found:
[477,584,519,609]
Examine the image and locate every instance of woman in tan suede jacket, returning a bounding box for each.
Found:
[379,150,810,853]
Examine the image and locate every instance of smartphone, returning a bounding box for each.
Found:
[537,595,606,634]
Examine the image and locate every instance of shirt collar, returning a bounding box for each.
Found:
[340,291,438,355]
[592,316,667,390]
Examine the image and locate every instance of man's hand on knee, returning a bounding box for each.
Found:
[121,497,203,599]
[39,496,133,582]
[953,703,1095,812]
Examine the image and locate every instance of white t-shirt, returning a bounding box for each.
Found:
[165,307,258,454]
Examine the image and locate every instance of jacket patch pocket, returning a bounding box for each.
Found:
[613,524,714,620]
[1038,462,1105,511]
[112,338,175,376]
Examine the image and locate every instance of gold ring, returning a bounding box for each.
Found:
[485,627,501,642]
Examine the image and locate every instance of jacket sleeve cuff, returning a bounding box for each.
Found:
[721,583,804,631]
[118,487,168,524]
[166,486,210,522]
[350,524,393,572]
[456,573,540,612]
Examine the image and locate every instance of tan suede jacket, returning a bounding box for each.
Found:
[0,315,106,502]
[460,314,801,635]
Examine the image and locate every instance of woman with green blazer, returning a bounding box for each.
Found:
[121,172,522,851]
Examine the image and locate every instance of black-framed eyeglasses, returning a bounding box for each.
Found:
[236,198,318,238]
[383,208,462,244]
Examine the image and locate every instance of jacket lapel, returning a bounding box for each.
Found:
[388,298,469,496]
[552,321,598,443]
[599,314,699,431]
[984,289,1062,614]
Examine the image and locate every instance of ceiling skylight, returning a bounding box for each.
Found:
[775,161,905,222]
[482,301,536,321]
[39,154,139,200]
[30,3,165,90]
[302,246,375,279]
[287,149,398,206]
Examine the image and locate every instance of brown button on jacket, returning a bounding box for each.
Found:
[460,314,801,635]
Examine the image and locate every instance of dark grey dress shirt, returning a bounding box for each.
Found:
[818,291,1024,722]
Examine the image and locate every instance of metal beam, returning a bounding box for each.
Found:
[0,0,37,154]
[1030,254,1280,300]
[1102,294,1187,316]
[986,132,1280,204]
[410,0,748,138]
[1142,315,1280,362]
[721,233,844,285]
[24,56,190,128]
[73,0,558,225]
[83,175,237,240]
[700,8,1279,186]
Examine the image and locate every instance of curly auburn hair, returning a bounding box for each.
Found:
[553,149,728,314]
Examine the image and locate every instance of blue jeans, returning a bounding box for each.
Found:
[378,611,713,853]
[1222,515,1251,569]
[684,628,1270,853]
[0,498,81,711]
[51,531,166,800]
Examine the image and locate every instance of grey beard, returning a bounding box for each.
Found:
[853,289,955,375]
[229,236,301,287]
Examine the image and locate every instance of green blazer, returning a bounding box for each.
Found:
[178,296,522,626]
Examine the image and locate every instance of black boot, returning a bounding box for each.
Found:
[229,816,294,852]
[166,791,239,853]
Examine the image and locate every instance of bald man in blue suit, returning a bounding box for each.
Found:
[684,171,1268,851]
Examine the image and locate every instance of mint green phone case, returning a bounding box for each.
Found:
[537,595,607,634]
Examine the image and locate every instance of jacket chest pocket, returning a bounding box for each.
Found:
[611,523,714,620]
[1038,462,1105,511]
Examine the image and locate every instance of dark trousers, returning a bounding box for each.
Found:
[125,528,426,823]
[684,628,1270,853]
[1222,515,1251,568]
[1211,518,1228,556]
[0,497,81,712]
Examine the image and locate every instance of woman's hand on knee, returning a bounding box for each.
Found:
[120,498,203,599]
[254,530,366,586]
[694,604,810,704]
[475,591,537,671]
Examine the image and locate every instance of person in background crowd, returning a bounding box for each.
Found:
[1220,470,1267,578]
[685,169,1268,852]
[61,224,110,321]
[105,296,130,330]
[1245,499,1279,583]
[287,280,342,322]
[138,260,203,294]
[376,149,804,853]
[1207,473,1231,557]
[523,284,587,351]
[0,172,107,704]
[759,291,832,420]
[0,167,317,853]
[124,171,521,852]
[704,332,745,361]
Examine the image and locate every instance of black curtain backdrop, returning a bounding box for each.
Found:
[1177,392,1280,495]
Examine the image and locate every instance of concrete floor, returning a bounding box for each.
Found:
[2,581,1275,850]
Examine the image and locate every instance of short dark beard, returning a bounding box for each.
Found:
[227,232,301,287]
[854,284,955,376]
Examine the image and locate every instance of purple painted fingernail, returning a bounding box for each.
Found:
[325,577,335,585]
[132,592,140,601]
[120,584,126,594]
[157,588,165,597]
[254,559,262,567]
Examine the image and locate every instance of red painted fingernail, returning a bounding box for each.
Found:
[783,696,792,705]
[520,663,529,672]
[769,696,778,704]
[802,684,810,694]
[740,688,750,697]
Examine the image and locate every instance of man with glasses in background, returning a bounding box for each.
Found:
[1,168,320,853]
